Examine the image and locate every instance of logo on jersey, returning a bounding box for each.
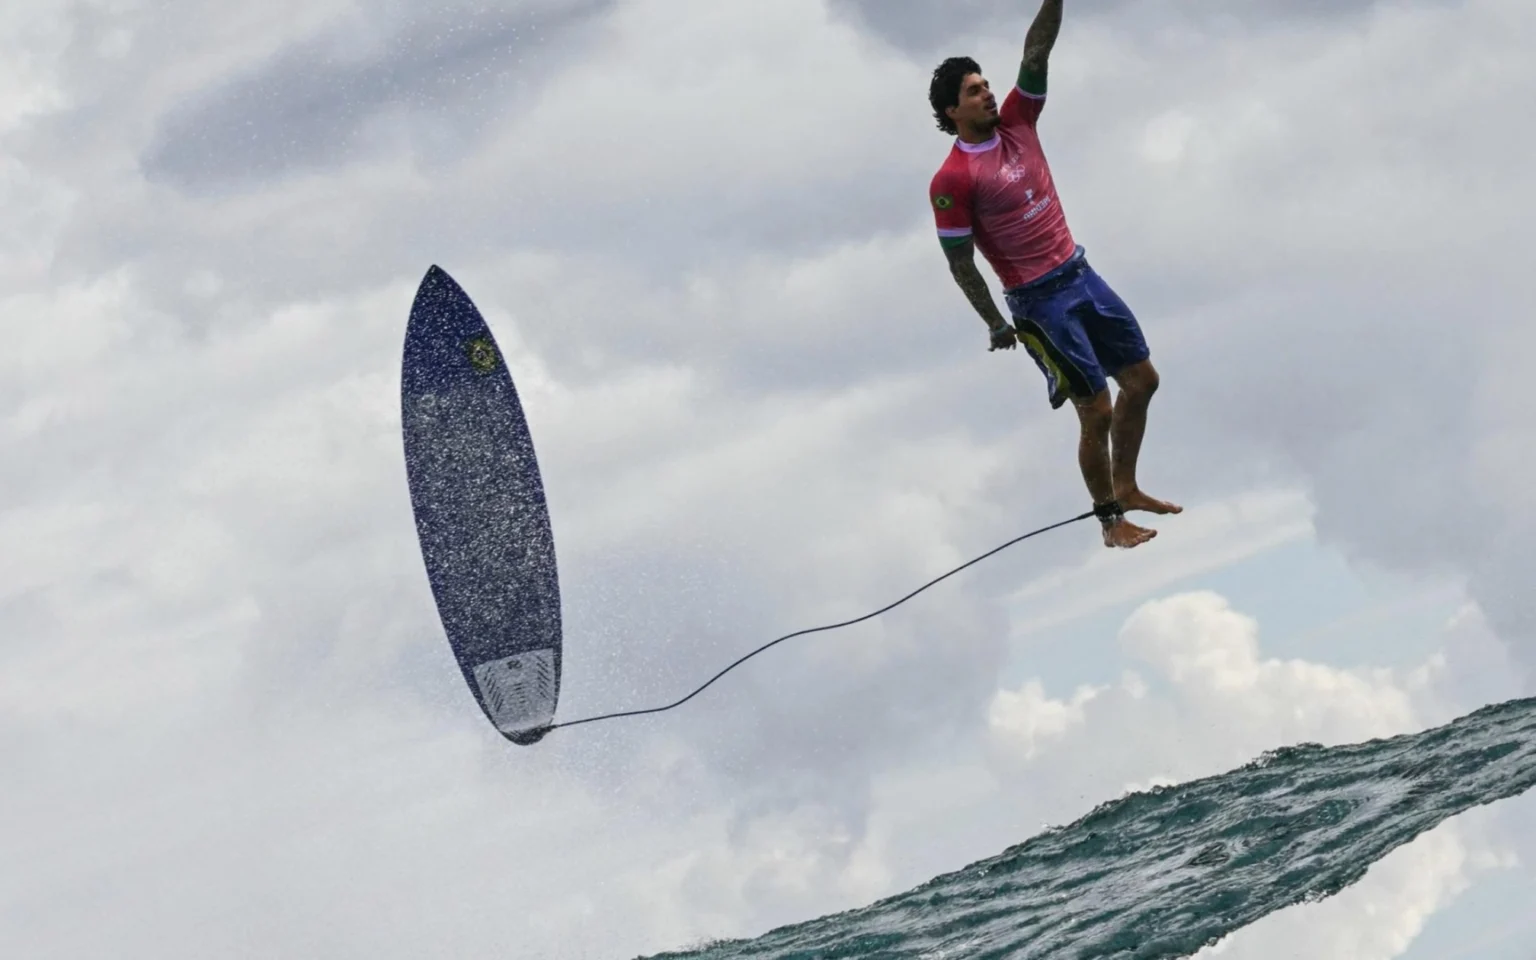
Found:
[999,162,1028,184]
[1020,190,1055,223]
[933,194,954,210]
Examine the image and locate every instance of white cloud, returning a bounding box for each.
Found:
[986,590,1508,959]
[988,677,1104,759]
[1120,592,1433,743]
[990,591,1446,790]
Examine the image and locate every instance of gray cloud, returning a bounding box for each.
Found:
[829,0,1391,58]
[142,0,613,192]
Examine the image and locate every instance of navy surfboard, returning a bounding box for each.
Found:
[402,265,561,745]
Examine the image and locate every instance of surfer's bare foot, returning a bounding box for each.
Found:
[1116,488,1183,516]
[1102,517,1157,549]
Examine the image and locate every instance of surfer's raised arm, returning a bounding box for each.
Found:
[1019,0,1063,97]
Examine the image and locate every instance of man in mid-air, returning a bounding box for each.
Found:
[928,0,1180,549]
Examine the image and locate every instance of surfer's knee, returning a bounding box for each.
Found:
[1115,360,1159,401]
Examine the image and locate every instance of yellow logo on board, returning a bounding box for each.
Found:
[465,337,500,373]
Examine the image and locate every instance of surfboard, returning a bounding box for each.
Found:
[401,265,561,745]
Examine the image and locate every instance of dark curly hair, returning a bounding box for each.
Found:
[929,56,982,136]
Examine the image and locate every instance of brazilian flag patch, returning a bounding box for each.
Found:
[465,337,500,373]
[934,194,954,210]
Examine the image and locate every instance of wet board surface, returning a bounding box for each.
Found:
[401,265,561,744]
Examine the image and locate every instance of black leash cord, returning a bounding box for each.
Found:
[540,510,1096,737]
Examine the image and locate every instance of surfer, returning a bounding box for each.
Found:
[927,0,1181,549]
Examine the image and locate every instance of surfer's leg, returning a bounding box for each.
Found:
[1073,390,1156,549]
[1006,281,1156,549]
[1108,360,1180,515]
[1073,262,1181,517]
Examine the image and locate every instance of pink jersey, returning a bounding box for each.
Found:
[929,85,1077,290]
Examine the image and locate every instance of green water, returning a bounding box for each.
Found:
[643,696,1536,960]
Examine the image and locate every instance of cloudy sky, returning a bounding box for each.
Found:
[3,0,1535,957]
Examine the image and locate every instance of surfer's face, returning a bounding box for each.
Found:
[948,73,1000,134]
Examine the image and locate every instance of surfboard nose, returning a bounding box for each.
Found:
[411,264,466,312]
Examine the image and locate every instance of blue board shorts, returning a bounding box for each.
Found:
[1003,246,1150,410]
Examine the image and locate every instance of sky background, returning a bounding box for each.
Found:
[3,0,1535,957]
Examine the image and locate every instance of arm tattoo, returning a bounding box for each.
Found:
[946,243,1008,329]
[1021,0,1063,91]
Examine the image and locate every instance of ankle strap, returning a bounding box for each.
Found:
[1093,499,1124,526]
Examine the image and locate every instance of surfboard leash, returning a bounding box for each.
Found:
[539,508,1096,738]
